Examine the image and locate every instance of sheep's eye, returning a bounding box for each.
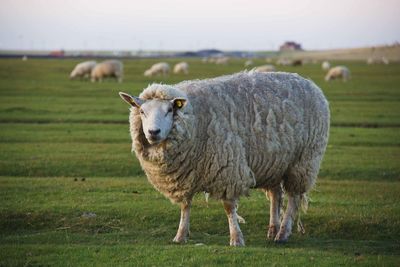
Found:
[139,109,145,115]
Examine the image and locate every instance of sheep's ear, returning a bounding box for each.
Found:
[171,98,187,110]
[119,92,144,108]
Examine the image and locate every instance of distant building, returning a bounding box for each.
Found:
[49,50,65,57]
[279,41,302,51]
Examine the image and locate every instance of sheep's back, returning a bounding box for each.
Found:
[176,72,329,188]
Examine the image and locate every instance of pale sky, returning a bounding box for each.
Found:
[0,0,399,51]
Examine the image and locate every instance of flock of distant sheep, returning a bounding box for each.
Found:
[69,60,189,82]
[68,55,392,84]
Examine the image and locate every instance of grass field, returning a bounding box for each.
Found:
[0,58,399,266]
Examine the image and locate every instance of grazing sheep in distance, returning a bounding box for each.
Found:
[254,64,276,72]
[91,60,123,83]
[321,61,330,71]
[367,57,389,65]
[244,60,254,67]
[70,61,97,80]
[144,62,170,77]
[215,57,230,65]
[173,62,189,75]
[119,71,330,246]
[381,57,389,65]
[276,58,292,66]
[325,66,351,82]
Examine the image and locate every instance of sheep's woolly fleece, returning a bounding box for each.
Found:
[128,71,330,204]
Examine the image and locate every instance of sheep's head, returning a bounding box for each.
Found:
[119,92,187,145]
[144,69,152,77]
[69,69,78,79]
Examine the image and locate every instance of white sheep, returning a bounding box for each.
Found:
[70,61,97,80]
[276,58,292,66]
[173,62,189,75]
[381,57,389,65]
[325,66,351,82]
[321,61,330,71]
[215,57,230,65]
[244,60,253,67]
[144,62,170,77]
[368,57,390,65]
[119,71,330,246]
[254,64,276,72]
[91,60,123,83]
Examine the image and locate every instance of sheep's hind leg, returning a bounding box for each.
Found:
[173,201,191,243]
[265,186,283,240]
[222,199,245,246]
[274,193,301,243]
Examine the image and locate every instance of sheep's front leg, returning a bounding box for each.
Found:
[265,186,282,240]
[275,194,300,243]
[173,201,191,243]
[222,199,245,246]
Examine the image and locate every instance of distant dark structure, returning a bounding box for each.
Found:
[176,49,223,57]
[174,49,255,58]
[279,41,302,51]
[49,50,65,57]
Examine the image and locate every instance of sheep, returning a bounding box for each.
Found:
[70,61,97,80]
[244,60,254,67]
[367,57,390,65]
[144,62,170,77]
[91,60,123,83]
[119,71,330,246]
[367,57,374,65]
[254,64,276,73]
[321,61,330,71]
[381,57,389,65]
[173,62,189,75]
[276,58,292,66]
[215,57,230,65]
[325,66,351,82]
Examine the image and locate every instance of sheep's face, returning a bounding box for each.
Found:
[119,92,186,145]
[70,70,77,79]
[144,69,152,77]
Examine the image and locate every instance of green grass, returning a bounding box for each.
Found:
[0,58,399,266]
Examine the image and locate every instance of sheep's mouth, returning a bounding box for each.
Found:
[147,136,163,145]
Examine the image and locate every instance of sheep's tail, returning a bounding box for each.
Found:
[297,193,309,234]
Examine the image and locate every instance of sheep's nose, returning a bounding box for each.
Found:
[148,129,161,136]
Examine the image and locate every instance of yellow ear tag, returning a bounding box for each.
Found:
[176,100,183,108]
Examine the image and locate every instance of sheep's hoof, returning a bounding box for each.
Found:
[229,234,245,246]
[274,238,288,244]
[274,228,290,244]
[172,235,187,244]
[267,225,279,240]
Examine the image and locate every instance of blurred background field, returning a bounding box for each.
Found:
[0,57,399,266]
